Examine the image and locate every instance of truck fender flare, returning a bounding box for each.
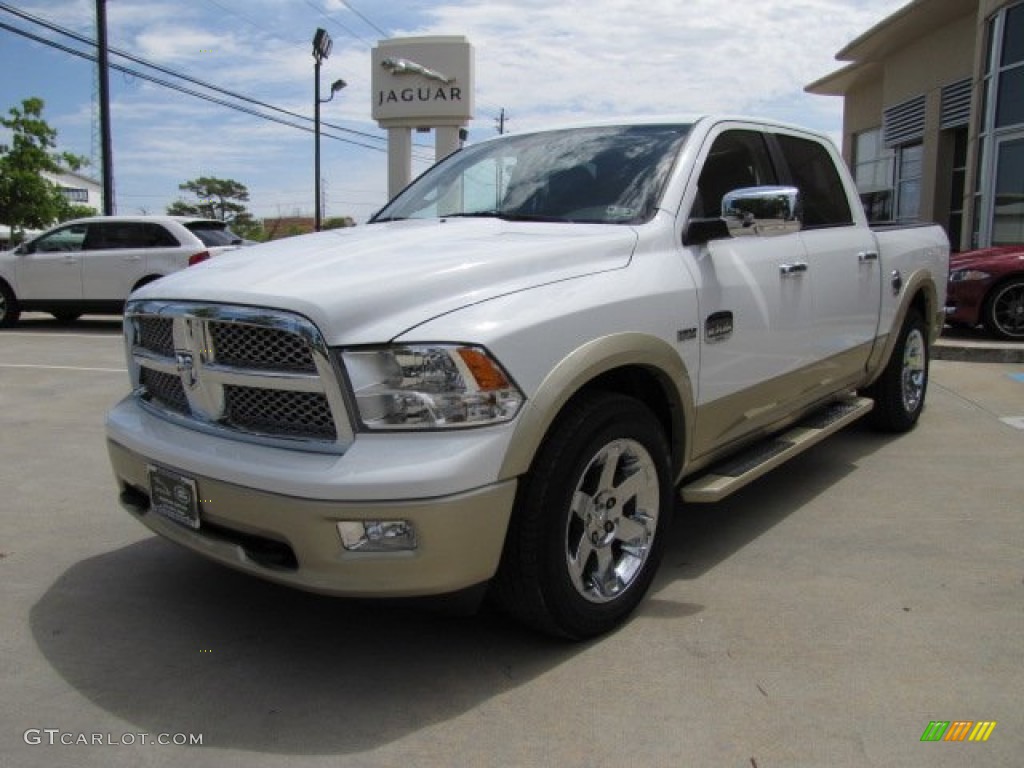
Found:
[498,332,695,482]
[864,269,940,386]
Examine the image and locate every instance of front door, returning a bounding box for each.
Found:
[15,222,87,300]
[687,126,815,456]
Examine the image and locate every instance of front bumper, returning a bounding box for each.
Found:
[108,439,517,597]
[945,279,990,327]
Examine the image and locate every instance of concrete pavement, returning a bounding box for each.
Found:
[1,314,1021,767]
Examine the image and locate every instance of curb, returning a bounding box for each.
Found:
[933,338,1024,363]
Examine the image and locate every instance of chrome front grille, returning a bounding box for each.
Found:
[140,367,189,414]
[126,301,352,452]
[223,386,336,439]
[209,322,316,372]
[137,317,174,357]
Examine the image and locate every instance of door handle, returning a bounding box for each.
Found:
[858,251,879,263]
[779,262,808,275]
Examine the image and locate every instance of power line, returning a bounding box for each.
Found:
[0,20,390,153]
[339,0,388,38]
[0,3,390,146]
[302,0,374,49]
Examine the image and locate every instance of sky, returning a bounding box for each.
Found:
[0,0,912,224]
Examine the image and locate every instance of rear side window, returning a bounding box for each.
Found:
[186,222,240,246]
[84,222,180,249]
[775,134,854,229]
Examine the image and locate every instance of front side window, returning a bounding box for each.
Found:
[373,124,692,226]
[693,129,778,218]
[29,224,87,253]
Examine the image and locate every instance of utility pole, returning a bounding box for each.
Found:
[96,0,114,214]
[495,108,507,135]
[312,28,345,232]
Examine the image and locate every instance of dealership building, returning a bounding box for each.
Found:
[806,0,1023,252]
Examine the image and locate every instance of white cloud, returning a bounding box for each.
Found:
[2,0,911,221]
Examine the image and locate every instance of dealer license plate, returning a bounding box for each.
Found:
[148,465,200,530]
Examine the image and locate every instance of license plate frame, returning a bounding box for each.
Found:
[147,465,200,530]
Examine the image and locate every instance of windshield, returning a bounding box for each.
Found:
[373,123,691,225]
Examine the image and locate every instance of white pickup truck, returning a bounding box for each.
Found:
[106,116,949,638]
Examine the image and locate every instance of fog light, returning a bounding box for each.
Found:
[337,520,417,552]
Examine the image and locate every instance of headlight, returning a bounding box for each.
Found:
[339,344,524,430]
[949,269,992,282]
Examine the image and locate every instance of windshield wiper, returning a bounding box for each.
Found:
[442,211,571,223]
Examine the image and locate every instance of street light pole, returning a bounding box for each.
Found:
[312,28,345,232]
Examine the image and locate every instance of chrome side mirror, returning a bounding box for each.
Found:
[722,186,802,237]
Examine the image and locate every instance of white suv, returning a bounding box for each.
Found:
[0,215,244,326]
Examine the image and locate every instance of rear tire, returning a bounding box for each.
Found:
[982,277,1024,340]
[492,392,673,639]
[865,310,928,432]
[0,281,20,327]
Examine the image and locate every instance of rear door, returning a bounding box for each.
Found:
[773,132,881,378]
[15,223,87,300]
[82,221,178,300]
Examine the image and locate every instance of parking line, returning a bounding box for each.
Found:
[0,363,126,373]
[0,332,119,339]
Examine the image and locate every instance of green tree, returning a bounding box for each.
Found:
[0,97,89,241]
[167,176,262,239]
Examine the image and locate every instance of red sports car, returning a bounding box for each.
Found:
[945,246,1024,340]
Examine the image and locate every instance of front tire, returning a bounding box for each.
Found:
[0,281,20,327]
[493,392,673,639]
[865,310,929,432]
[983,277,1024,340]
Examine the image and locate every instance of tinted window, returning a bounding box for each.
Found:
[693,130,777,218]
[30,224,87,253]
[186,222,241,246]
[775,134,853,228]
[84,222,180,249]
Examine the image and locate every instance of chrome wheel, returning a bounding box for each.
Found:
[493,392,672,638]
[901,327,926,414]
[987,279,1024,340]
[565,438,660,604]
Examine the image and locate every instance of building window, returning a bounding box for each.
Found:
[992,136,1024,245]
[60,187,89,203]
[979,1,1024,246]
[853,128,894,222]
[948,128,968,252]
[895,143,923,223]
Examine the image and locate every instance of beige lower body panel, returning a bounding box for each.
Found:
[690,343,874,464]
[108,440,517,598]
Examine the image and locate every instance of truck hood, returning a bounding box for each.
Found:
[133,218,638,344]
